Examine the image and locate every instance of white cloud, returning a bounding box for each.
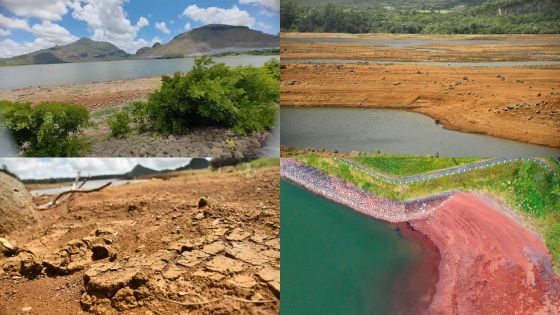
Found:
[0,21,77,58]
[0,29,11,36]
[184,22,192,31]
[136,16,149,28]
[0,158,197,180]
[70,0,150,53]
[155,21,170,34]
[0,13,31,31]
[258,9,276,17]
[182,5,254,28]
[0,0,70,21]
[256,21,272,30]
[239,0,279,12]
[31,21,77,45]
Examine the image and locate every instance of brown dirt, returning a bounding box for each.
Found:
[0,166,280,315]
[0,77,161,111]
[281,63,560,147]
[411,192,560,314]
[281,33,560,62]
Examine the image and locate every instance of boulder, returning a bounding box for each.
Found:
[0,172,37,235]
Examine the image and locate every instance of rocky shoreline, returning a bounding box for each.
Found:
[280,158,560,314]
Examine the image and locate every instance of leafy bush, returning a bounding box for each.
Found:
[0,100,89,156]
[107,111,131,138]
[144,56,278,135]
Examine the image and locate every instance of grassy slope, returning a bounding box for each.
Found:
[294,153,560,272]
[352,155,481,176]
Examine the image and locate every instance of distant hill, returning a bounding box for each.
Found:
[125,164,158,178]
[0,38,129,66]
[135,24,279,59]
[21,158,210,184]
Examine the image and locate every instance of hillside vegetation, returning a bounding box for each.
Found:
[281,0,560,34]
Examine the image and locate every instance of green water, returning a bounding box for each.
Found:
[281,180,426,315]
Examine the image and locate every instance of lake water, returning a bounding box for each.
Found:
[281,107,560,157]
[30,178,144,196]
[281,180,433,315]
[0,55,278,91]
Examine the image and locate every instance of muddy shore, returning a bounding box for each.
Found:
[0,166,280,314]
[281,63,560,147]
[280,159,560,314]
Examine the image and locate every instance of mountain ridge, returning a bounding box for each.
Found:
[1,25,279,66]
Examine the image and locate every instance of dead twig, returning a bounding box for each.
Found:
[156,295,222,307]
[224,295,278,304]
[37,182,112,210]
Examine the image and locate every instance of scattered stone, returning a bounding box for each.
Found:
[287,80,298,85]
[197,197,208,208]
[0,237,16,256]
[21,306,32,313]
[392,81,400,85]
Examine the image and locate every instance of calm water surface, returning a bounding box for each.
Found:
[281,181,427,315]
[30,178,144,196]
[281,107,560,157]
[0,55,278,91]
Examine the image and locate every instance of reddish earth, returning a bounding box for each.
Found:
[0,166,280,315]
[411,192,560,314]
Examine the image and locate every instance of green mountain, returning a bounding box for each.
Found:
[0,38,129,66]
[135,24,279,59]
[296,0,486,10]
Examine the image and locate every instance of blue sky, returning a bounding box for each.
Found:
[0,0,279,58]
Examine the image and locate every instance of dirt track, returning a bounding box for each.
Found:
[0,166,280,315]
[281,63,560,147]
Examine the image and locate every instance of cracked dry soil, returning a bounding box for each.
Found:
[0,166,280,315]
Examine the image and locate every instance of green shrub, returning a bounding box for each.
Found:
[129,101,149,132]
[0,100,89,156]
[108,111,131,138]
[144,56,278,135]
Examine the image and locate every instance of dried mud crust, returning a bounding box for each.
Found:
[281,33,560,62]
[0,167,280,315]
[281,63,560,147]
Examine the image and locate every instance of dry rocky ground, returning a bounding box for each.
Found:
[0,78,274,158]
[0,166,280,315]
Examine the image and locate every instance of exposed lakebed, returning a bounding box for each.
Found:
[281,107,560,156]
[0,55,278,91]
[281,180,437,314]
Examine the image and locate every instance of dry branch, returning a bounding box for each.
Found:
[37,182,112,210]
